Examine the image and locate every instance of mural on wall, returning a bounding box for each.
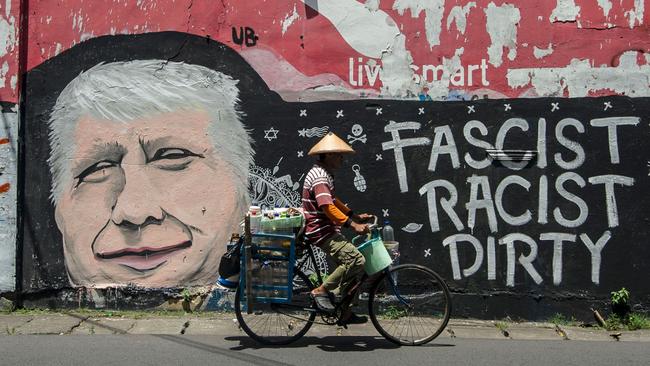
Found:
[4,1,649,314]
[0,104,17,293]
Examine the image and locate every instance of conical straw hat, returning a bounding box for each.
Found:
[308,132,355,155]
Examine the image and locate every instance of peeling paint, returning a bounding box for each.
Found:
[485,2,520,68]
[625,0,644,28]
[0,60,7,88]
[424,47,464,100]
[550,0,580,22]
[507,51,650,97]
[0,9,16,57]
[364,0,380,12]
[393,0,445,49]
[378,33,418,97]
[596,0,612,18]
[533,43,554,59]
[281,4,299,35]
[300,0,400,58]
[447,2,476,34]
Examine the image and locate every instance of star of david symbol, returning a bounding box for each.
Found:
[264,127,279,141]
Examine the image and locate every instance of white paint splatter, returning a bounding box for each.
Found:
[447,2,476,34]
[485,2,520,67]
[596,0,612,18]
[281,4,300,35]
[300,0,400,58]
[393,0,445,49]
[550,0,580,22]
[533,43,554,59]
[625,0,644,28]
[507,51,650,97]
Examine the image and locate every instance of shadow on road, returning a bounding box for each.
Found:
[225,335,455,351]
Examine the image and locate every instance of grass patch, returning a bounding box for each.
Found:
[603,313,650,331]
[380,305,408,320]
[548,313,579,326]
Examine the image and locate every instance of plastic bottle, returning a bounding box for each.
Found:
[260,260,273,297]
[382,220,395,242]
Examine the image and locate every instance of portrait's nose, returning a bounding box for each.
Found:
[111,165,164,227]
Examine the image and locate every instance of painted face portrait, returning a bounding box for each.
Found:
[47,60,253,288]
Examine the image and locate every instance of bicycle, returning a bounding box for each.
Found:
[234,216,452,346]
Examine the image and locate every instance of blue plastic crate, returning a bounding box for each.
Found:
[240,233,295,304]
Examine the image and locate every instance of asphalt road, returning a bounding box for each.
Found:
[1,335,648,366]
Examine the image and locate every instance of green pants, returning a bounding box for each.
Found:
[320,234,366,297]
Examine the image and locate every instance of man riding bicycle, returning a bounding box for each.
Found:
[301,132,373,325]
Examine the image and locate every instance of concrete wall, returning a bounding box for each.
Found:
[1,1,650,318]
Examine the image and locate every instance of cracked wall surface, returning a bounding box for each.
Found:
[0,1,649,317]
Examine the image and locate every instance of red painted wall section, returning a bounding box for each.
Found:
[1,0,649,102]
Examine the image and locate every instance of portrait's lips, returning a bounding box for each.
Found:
[96,241,192,272]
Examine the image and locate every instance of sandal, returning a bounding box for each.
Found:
[310,292,336,313]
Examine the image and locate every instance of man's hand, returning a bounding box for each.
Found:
[353,213,374,223]
[350,221,369,235]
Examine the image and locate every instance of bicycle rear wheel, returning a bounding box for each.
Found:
[368,264,451,346]
[235,270,316,345]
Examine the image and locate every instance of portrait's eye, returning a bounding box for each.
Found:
[76,161,118,185]
[150,147,203,170]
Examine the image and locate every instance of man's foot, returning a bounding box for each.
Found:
[310,292,335,313]
[338,312,368,325]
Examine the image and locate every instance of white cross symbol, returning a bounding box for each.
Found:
[467,105,475,114]
[336,110,344,118]
[299,109,307,117]
[551,102,560,112]
[264,127,279,141]
[424,249,431,257]
[418,107,425,115]
[504,103,511,111]
[297,151,304,157]
[376,107,383,115]
[382,209,389,217]
[604,102,612,111]
[375,154,382,161]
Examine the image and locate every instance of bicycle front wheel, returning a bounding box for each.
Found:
[368,264,451,346]
[234,270,316,345]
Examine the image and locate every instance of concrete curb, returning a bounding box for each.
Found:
[1,313,649,341]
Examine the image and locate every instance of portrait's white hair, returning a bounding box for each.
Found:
[47,60,254,207]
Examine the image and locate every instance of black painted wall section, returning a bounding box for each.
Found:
[19,32,650,318]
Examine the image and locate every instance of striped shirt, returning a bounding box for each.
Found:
[302,163,340,246]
